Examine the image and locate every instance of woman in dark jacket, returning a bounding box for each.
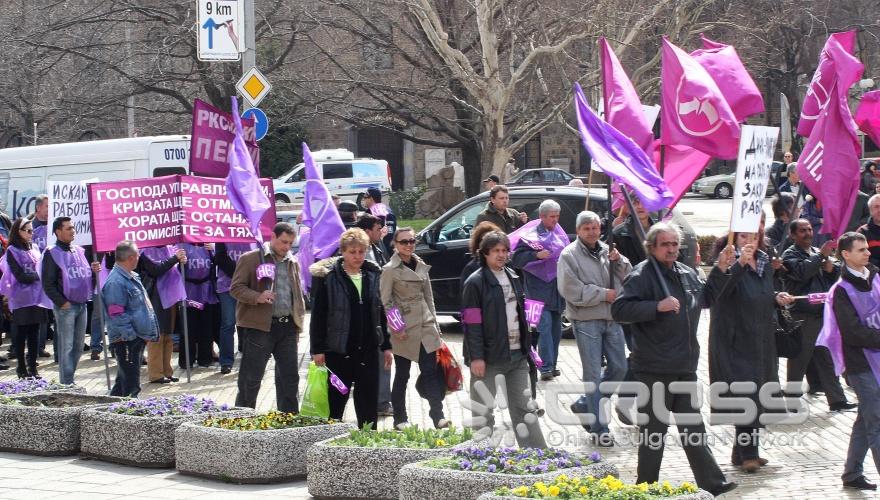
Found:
[1,218,49,378]
[310,228,392,429]
[707,230,794,473]
[860,161,878,194]
[461,230,546,448]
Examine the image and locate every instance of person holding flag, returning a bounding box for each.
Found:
[819,232,880,491]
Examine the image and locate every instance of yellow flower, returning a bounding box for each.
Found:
[511,486,529,497]
[555,474,569,483]
[681,481,697,493]
[547,485,560,497]
[578,486,588,494]
[638,483,649,492]
[435,439,446,447]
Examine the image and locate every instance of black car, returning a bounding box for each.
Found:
[417,186,698,315]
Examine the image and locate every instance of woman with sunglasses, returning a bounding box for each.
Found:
[380,227,448,429]
[0,218,50,378]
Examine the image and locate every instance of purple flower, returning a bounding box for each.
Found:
[459,459,472,470]
[487,464,496,473]
[589,451,602,462]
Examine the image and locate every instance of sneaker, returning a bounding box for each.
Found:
[394,422,410,431]
[435,419,450,429]
[377,402,393,416]
[90,351,101,361]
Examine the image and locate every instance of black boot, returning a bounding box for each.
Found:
[27,366,40,379]
[16,366,28,379]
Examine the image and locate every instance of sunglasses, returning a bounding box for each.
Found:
[396,239,417,245]
[21,228,33,234]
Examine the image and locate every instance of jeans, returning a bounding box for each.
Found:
[633,371,727,492]
[218,292,236,368]
[378,350,392,405]
[90,304,104,352]
[842,370,880,482]
[235,322,300,413]
[110,338,146,397]
[53,303,88,385]
[536,310,562,374]
[392,345,446,426]
[469,350,547,449]
[572,319,627,434]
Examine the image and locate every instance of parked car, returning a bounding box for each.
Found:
[691,162,782,199]
[416,186,698,316]
[272,148,392,204]
[507,168,577,186]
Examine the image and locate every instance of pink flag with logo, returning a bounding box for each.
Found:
[856,90,880,148]
[691,35,765,122]
[797,31,860,138]
[797,80,862,238]
[660,37,740,160]
[600,37,656,155]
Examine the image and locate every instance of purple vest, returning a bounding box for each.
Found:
[32,225,47,252]
[0,245,52,310]
[818,273,880,384]
[141,246,187,309]
[509,221,569,283]
[216,243,258,293]
[181,244,217,305]
[48,245,92,304]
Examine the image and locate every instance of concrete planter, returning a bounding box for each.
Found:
[307,437,475,500]
[80,406,252,468]
[0,392,125,456]
[0,384,84,398]
[399,460,619,500]
[175,421,354,483]
[479,491,715,500]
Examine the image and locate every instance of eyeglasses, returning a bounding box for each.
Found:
[21,229,32,234]
[396,239,417,245]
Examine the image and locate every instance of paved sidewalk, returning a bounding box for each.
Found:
[0,312,876,499]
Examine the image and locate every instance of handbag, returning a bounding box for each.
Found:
[435,341,463,393]
[775,307,803,359]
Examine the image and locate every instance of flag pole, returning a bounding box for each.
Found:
[621,187,671,297]
[585,169,594,211]
[92,252,111,392]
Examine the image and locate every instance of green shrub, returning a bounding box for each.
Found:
[331,424,471,449]
[388,185,427,219]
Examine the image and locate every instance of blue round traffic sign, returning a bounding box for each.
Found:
[241,107,269,141]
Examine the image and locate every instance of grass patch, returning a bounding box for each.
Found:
[399,219,434,232]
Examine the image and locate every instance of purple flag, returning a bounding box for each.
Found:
[297,143,346,291]
[573,83,673,212]
[523,299,545,328]
[226,97,271,244]
[798,31,860,137]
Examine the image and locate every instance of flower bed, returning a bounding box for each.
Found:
[175,412,353,483]
[80,395,251,468]
[398,447,618,500]
[0,392,125,456]
[0,378,81,397]
[479,475,714,499]
[307,425,475,499]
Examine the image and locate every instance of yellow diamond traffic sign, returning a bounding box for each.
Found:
[236,67,271,107]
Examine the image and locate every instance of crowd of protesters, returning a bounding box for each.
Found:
[2,163,880,495]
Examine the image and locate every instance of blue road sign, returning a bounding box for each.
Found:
[201,18,219,49]
[242,108,269,141]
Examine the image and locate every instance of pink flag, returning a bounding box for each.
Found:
[660,38,740,159]
[797,31,861,137]
[599,38,655,155]
[856,90,880,148]
[797,80,861,238]
[691,35,765,122]
[656,142,712,208]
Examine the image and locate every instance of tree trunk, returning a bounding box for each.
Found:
[462,141,483,197]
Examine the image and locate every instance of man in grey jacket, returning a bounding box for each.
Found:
[558,211,631,446]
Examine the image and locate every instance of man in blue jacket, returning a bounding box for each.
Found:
[102,240,159,397]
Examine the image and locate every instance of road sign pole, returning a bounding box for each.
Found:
[242,0,256,111]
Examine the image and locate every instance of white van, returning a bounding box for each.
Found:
[0,135,190,219]
[272,148,392,203]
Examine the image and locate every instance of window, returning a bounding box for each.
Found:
[322,163,353,180]
[520,171,539,184]
[438,203,485,242]
[287,167,305,183]
[543,170,562,183]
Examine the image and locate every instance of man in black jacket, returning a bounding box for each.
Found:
[475,185,528,234]
[858,194,880,268]
[781,219,855,411]
[611,222,736,496]
[828,232,880,491]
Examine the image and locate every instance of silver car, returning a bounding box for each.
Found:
[691,162,782,199]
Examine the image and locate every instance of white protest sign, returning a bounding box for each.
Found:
[730,125,779,233]
[47,179,97,247]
